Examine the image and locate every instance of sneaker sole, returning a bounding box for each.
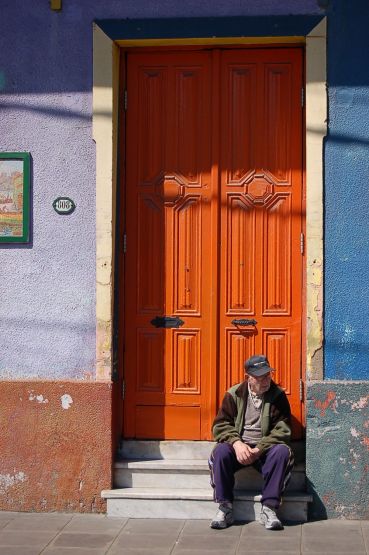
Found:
[210,518,234,529]
[259,515,283,530]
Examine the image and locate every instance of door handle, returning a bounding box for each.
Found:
[150,316,185,328]
[231,318,257,326]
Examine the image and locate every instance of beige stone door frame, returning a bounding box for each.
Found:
[92,19,327,385]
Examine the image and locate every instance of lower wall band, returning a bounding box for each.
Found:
[0,381,113,513]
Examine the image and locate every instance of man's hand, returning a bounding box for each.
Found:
[233,440,261,465]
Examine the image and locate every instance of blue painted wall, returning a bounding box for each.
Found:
[325,0,369,380]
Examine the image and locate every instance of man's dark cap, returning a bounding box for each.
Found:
[244,355,274,377]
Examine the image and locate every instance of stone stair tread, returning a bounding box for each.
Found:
[114,458,305,471]
[102,487,312,502]
[108,441,309,520]
[118,440,306,463]
[116,459,209,470]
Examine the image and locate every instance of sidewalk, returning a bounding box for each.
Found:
[0,512,368,554]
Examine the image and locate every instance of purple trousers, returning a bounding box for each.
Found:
[209,442,294,509]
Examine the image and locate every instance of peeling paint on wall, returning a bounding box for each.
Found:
[0,472,27,494]
[28,392,49,404]
[96,319,113,381]
[351,396,368,410]
[60,394,73,409]
[313,391,337,416]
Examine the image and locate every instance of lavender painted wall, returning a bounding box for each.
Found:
[0,1,323,379]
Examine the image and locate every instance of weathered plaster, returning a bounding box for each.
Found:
[306,382,369,519]
[93,25,119,381]
[306,18,326,381]
[0,381,112,512]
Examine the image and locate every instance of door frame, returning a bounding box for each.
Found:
[92,20,327,443]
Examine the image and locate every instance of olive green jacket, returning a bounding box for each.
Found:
[212,380,292,454]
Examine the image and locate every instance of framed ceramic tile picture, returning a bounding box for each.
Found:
[0,152,30,243]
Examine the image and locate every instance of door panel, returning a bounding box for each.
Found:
[124,52,217,439]
[123,47,304,440]
[219,49,303,435]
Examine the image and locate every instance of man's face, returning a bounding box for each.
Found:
[247,371,272,395]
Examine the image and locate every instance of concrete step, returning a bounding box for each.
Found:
[101,487,312,521]
[119,440,214,460]
[118,440,306,463]
[114,458,306,491]
[107,440,309,521]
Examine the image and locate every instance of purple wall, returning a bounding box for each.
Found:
[0,0,322,379]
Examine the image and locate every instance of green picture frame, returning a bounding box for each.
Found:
[0,152,30,243]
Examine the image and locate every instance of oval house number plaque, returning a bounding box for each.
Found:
[53,197,76,215]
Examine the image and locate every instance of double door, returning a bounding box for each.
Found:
[122,47,304,440]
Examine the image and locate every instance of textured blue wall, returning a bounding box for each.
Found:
[306,382,369,519]
[325,0,369,379]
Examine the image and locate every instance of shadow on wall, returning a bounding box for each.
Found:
[0,7,325,95]
[306,477,328,521]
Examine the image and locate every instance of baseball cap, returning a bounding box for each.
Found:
[244,354,274,377]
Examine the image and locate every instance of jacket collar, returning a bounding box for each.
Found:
[235,379,280,401]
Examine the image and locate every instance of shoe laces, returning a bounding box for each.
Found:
[262,505,279,521]
[216,503,232,518]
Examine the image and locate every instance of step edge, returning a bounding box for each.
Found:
[102,488,313,502]
[115,460,306,471]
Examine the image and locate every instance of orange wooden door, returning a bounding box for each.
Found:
[122,47,304,440]
[218,49,303,436]
[123,52,218,439]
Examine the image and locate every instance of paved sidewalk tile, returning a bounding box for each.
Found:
[109,549,174,555]
[4,513,72,531]
[173,551,238,555]
[301,552,366,555]
[0,529,56,548]
[110,531,178,552]
[237,552,299,555]
[64,514,127,534]
[238,527,301,552]
[43,548,107,555]
[182,519,242,537]
[0,547,42,555]
[0,512,19,519]
[241,521,302,537]
[120,518,184,535]
[174,531,239,552]
[0,519,13,530]
[0,513,368,555]
[302,520,366,553]
[51,531,116,550]
[362,522,369,546]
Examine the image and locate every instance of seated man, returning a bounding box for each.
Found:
[209,354,294,530]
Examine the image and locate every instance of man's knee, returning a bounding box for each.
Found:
[269,444,291,462]
[212,442,235,463]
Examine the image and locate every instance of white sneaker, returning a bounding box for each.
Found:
[259,505,283,530]
[210,503,234,529]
